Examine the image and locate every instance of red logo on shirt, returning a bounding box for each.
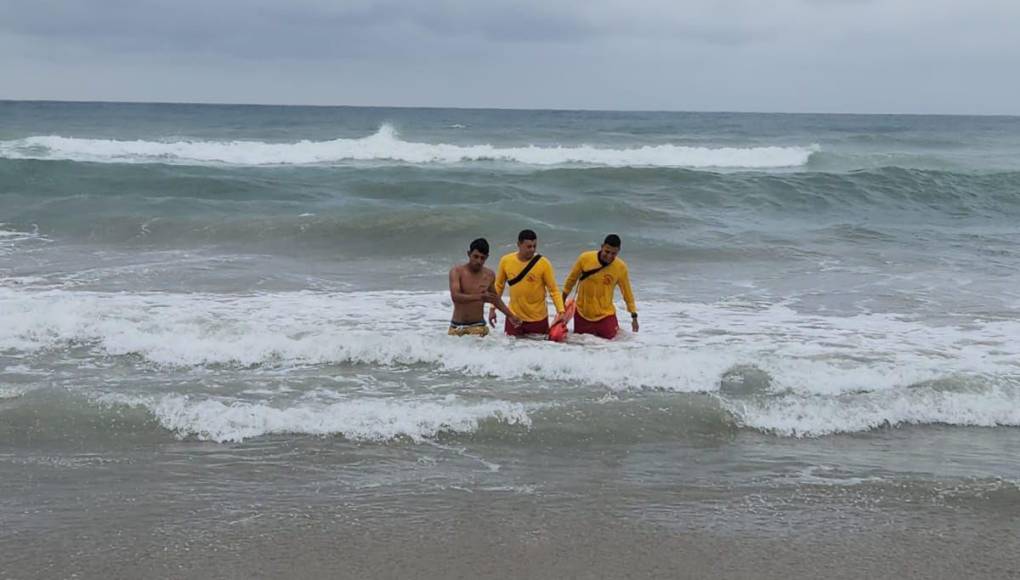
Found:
[602,274,613,285]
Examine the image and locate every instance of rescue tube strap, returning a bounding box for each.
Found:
[508,254,543,286]
[579,263,607,281]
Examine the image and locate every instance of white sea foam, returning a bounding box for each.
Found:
[0,385,27,399]
[101,393,532,443]
[3,288,1017,390]
[0,224,49,256]
[0,125,815,168]
[4,287,1019,436]
[729,384,1020,437]
[792,465,884,486]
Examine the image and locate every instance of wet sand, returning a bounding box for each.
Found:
[5,487,1019,580]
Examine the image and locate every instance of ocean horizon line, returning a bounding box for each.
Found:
[2,97,1018,119]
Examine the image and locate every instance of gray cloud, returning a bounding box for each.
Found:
[1,0,1019,113]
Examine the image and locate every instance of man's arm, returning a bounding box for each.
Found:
[488,257,507,325]
[542,259,565,314]
[449,268,483,304]
[487,278,520,326]
[618,266,638,332]
[493,257,507,298]
[561,255,583,297]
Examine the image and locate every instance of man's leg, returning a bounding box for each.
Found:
[595,314,619,339]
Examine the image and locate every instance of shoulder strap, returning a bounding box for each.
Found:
[507,255,543,286]
[579,263,607,281]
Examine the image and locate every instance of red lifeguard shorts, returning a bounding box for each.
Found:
[505,317,551,337]
[573,313,619,340]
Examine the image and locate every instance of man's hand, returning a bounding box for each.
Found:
[488,307,498,328]
[508,315,523,328]
[631,318,639,333]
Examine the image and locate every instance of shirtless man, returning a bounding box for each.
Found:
[448,238,520,337]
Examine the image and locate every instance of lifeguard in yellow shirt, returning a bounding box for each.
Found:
[561,234,638,340]
[489,229,565,336]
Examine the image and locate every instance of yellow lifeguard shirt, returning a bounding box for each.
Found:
[493,253,565,322]
[562,250,637,322]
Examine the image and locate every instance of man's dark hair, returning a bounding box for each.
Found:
[603,234,622,248]
[469,238,490,256]
[518,229,537,243]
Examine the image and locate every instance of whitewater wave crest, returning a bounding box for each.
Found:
[100,393,532,443]
[726,384,1020,437]
[0,125,816,168]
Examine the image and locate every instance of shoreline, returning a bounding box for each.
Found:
[5,490,1017,580]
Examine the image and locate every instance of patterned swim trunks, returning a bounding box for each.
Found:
[448,320,490,337]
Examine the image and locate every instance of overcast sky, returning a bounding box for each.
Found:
[2,0,1018,114]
